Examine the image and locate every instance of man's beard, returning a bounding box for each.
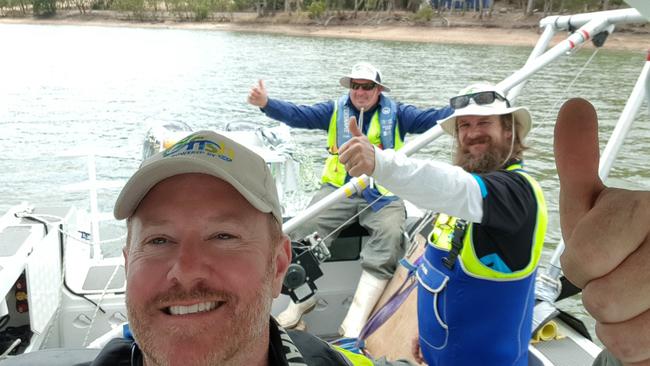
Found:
[127,257,276,366]
[454,136,513,173]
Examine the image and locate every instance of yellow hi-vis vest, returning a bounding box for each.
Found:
[416,164,547,365]
[429,164,547,279]
[323,94,403,195]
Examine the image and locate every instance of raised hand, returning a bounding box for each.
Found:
[554,98,650,365]
[247,79,269,108]
[339,116,375,177]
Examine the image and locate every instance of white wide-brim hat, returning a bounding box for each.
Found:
[440,83,532,139]
[114,130,282,224]
[339,62,391,92]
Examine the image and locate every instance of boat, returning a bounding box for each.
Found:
[1,3,648,365]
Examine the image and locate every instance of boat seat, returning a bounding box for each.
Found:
[327,222,366,261]
[1,348,100,365]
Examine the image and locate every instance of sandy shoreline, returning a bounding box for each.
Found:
[222,23,649,52]
[1,13,648,52]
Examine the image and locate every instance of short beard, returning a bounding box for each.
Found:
[454,138,512,173]
[127,257,276,366]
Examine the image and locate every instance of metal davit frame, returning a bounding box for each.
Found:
[284,7,650,239]
[283,8,649,342]
[520,9,650,296]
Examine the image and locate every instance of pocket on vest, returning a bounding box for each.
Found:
[416,258,449,350]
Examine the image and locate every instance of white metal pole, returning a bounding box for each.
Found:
[545,52,650,283]
[88,153,102,260]
[498,16,611,93]
[283,125,445,234]
[508,24,557,104]
[283,175,371,234]
[539,8,644,30]
[600,53,650,179]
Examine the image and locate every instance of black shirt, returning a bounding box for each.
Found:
[88,318,351,366]
[473,166,539,271]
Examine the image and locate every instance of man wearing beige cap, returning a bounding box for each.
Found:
[248,62,452,336]
[340,83,547,366]
[89,130,386,365]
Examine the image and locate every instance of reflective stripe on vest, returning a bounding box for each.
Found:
[416,164,547,366]
[428,163,547,280]
[331,345,374,366]
[322,94,403,193]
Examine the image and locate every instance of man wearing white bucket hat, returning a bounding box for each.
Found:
[340,83,547,366]
[248,62,453,336]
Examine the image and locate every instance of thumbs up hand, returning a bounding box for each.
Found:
[248,79,269,108]
[555,98,650,365]
[339,116,376,177]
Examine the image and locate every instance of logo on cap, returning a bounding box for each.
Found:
[163,134,234,162]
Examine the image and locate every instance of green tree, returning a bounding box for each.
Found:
[307,0,324,18]
[33,0,57,16]
[113,0,146,19]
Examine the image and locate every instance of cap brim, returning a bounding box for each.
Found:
[113,156,274,220]
[440,105,532,138]
[339,76,391,93]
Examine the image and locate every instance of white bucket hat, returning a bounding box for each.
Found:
[439,83,532,138]
[114,130,282,224]
[339,62,391,92]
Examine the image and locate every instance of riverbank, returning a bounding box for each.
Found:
[1,9,648,52]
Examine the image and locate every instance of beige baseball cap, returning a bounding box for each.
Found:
[114,130,282,223]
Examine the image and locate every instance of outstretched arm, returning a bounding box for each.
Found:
[247,79,334,130]
[397,103,455,134]
[339,116,483,222]
[554,98,650,366]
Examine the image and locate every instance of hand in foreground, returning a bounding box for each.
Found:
[339,116,376,177]
[554,98,650,365]
[247,79,269,108]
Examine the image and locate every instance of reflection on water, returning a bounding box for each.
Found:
[1,23,648,344]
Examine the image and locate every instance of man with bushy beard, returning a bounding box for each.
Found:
[339,83,548,366]
[86,130,396,366]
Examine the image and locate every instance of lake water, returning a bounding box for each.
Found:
[1,22,649,345]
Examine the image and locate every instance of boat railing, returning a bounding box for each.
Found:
[59,148,130,260]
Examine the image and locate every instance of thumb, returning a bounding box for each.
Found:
[258,79,265,91]
[348,116,363,137]
[554,98,606,241]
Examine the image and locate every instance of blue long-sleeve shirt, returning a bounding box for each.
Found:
[261,93,454,140]
[260,93,454,210]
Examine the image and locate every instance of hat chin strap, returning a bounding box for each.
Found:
[499,119,516,169]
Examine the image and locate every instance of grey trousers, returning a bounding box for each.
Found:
[592,350,623,366]
[292,184,406,279]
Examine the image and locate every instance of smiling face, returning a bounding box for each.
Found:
[123,173,290,366]
[454,114,514,173]
[349,78,382,111]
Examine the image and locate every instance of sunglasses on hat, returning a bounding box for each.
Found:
[449,91,510,109]
[350,81,377,91]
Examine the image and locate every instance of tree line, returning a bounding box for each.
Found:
[0,0,627,22]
